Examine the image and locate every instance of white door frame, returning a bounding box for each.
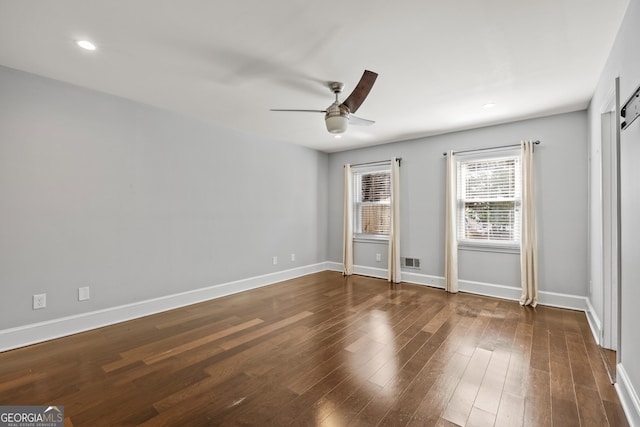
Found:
[599,77,622,358]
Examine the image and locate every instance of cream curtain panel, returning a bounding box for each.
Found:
[444,151,459,293]
[342,164,354,276]
[520,141,538,306]
[388,158,401,283]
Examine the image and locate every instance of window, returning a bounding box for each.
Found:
[353,164,391,238]
[457,152,521,248]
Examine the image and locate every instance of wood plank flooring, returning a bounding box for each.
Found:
[0,271,629,426]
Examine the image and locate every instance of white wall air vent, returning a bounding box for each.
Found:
[402,257,421,269]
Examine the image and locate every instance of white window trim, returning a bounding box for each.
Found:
[456,149,521,253]
[458,240,520,254]
[352,162,391,242]
[353,235,389,244]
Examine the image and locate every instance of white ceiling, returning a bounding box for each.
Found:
[0,0,630,152]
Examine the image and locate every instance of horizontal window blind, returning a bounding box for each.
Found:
[457,155,520,243]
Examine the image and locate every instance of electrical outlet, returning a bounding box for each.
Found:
[376,253,381,262]
[78,286,90,301]
[291,253,295,262]
[33,293,46,310]
[272,256,278,265]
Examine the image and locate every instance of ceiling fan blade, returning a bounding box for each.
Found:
[270,109,326,113]
[348,115,375,126]
[340,70,378,114]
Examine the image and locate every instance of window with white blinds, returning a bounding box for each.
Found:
[353,164,391,238]
[457,153,521,247]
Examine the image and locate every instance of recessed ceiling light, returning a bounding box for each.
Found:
[482,103,496,109]
[76,40,96,51]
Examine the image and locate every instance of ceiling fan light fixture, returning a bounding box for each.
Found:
[325,102,349,134]
[325,115,348,134]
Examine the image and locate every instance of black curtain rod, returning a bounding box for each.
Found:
[346,157,403,167]
[442,140,540,156]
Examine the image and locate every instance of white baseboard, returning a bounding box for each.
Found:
[617,364,640,427]
[354,265,388,280]
[537,289,588,311]
[328,265,588,311]
[0,262,592,353]
[325,261,342,273]
[585,298,602,346]
[402,271,588,311]
[0,263,328,353]
[325,262,388,280]
[401,271,445,289]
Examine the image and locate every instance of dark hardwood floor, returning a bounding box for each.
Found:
[0,271,629,426]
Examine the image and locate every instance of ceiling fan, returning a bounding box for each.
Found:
[271,70,378,134]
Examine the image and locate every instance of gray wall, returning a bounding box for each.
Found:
[588,0,640,417]
[0,66,328,329]
[328,111,588,296]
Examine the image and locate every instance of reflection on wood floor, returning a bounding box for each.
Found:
[0,271,630,426]
[599,347,617,384]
